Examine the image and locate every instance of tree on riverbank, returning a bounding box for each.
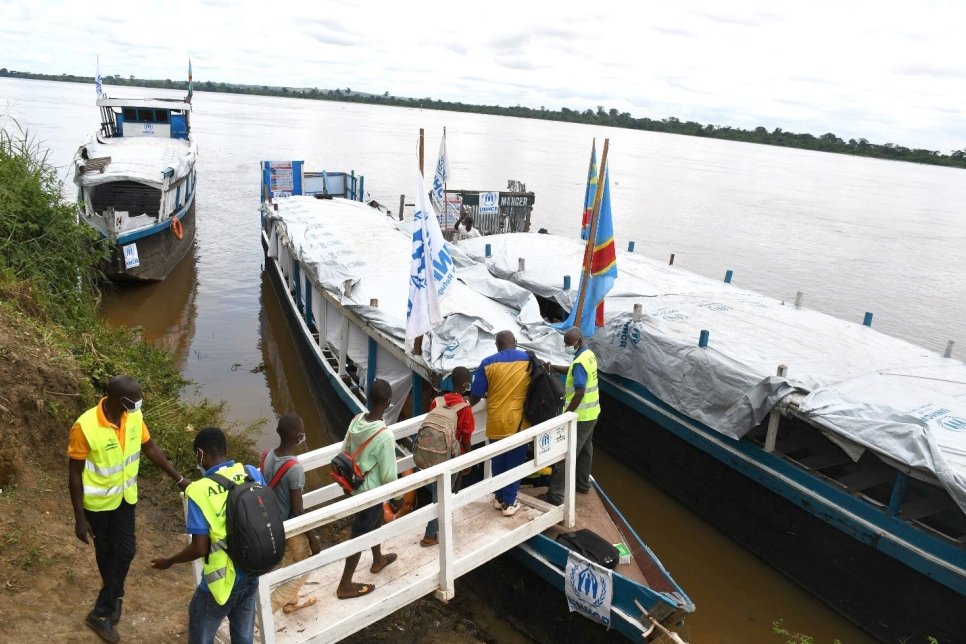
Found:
[5,69,965,169]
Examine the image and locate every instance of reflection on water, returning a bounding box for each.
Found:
[100,247,199,370]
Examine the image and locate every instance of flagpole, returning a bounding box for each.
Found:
[442,126,447,218]
[581,137,596,237]
[573,138,610,327]
[419,128,425,175]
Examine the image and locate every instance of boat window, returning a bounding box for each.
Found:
[137,109,155,122]
[156,110,169,123]
[123,107,137,121]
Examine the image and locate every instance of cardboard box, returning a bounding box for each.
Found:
[613,542,631,565]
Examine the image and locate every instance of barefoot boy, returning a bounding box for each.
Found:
[336,379,398,599]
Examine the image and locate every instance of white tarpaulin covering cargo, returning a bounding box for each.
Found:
[76,135,197,188]
[458,233,966,514]
[263,198,568,418]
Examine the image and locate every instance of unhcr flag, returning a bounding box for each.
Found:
[580,141,597,241]
[95,56,103,98]
[406,164,457,350]
[558,165,617,337]
[431,129,449,212]
[187,59,193,102]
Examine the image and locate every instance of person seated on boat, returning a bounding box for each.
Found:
[337,379,399,599]
[454,215,482,242]
[542,327,601,505]
[469,330,531,516]
[421,366,476,547]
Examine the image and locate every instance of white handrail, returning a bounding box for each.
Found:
[255,411,578,643]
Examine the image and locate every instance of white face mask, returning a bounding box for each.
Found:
[565,345,577,356]
[196,450,206,475]
[297,433,307,447]
[122,396,143,412]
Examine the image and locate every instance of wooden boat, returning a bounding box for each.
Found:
[458,231,966,642]
[254,161,694,642]
[73,92,197,281]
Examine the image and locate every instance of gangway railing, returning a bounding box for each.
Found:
[248,411,579,643]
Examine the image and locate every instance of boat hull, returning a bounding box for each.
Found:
[597,379,965,642]
[100,200,196,282]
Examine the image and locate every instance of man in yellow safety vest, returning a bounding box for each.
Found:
[68,375,189,643]
[542,327,601,504]
[150,426,266,644]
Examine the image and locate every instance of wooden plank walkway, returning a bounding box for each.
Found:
[214,413,580,644]
[269,493,553,643]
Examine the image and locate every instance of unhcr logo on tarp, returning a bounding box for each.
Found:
[565,551,613,627]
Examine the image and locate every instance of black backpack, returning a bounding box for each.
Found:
[556,529,620,569]
[523,350,565,426]
[209,470,286,576]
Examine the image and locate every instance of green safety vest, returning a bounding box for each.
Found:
[185,462,247,605]
[79,406,142,511]
[564,349,601,421]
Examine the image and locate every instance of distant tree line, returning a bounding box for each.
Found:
[4,67,965,169]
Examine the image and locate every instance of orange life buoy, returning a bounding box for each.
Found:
[170,217,184,241]
[382,469,416,523]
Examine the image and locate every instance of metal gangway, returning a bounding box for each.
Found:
[211,411,579,643]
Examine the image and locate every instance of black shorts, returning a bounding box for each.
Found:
[350,503,384,538]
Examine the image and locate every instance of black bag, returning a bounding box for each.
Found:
[330,427,385,494]
[523,350,565,426]
[556,529,620,569]
[208,471,286,576]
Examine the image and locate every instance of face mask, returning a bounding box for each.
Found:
[565,345,577,356]
[196,450,206,475]
[122,396,143,412]
[297,433,307,447]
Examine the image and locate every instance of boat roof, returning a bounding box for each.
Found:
[97,97,191,111]
[265,197,569,377]
[74,135,196,187]
[460,233,966,514]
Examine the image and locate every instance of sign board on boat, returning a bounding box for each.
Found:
[479,191,499,215]
[123,243,140,269]
[534,424,568,467]
[565,551,613,627]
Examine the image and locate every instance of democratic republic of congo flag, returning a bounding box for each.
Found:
[579,141,597,241]
[558,164,617,337]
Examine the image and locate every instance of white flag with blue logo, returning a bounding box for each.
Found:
[430,130,449,211]
[407,165,457,350]
[95,56,103,98]
[565,551,613,627]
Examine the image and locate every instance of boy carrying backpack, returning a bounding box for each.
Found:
[336,379,398,599]
[414,367,475,546]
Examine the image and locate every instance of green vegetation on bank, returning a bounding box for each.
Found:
[0,121,256,486]
[4,67,965,169]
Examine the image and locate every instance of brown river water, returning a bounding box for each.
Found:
[7,77,966,642]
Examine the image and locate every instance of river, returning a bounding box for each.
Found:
[4,77,965,642]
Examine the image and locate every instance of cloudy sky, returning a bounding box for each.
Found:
[3,0,965,152]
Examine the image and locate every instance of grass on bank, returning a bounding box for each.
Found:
[0,120,257,491]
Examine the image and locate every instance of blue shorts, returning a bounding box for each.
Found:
[350,504,383,538]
